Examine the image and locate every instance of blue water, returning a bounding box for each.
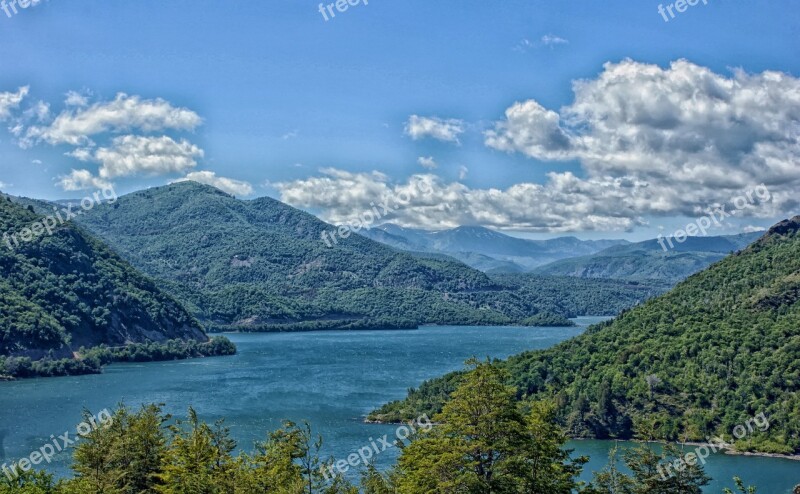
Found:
[0,319,797,491]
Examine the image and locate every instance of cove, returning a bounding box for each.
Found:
[0,320,797,492]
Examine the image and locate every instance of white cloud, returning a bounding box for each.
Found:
[71,135,204,179]
[0,87,29,121]
[405,115,465,143]
[485,59,800,220]
[64,90,90,108]
[458,165,469,180]
[513,39,535,52]
[281,129,298,140]
[58,169,113,191]
[541,34,569,46]
[275,168,647,232]
[742,225,767,233]
[417,156,438,169]
[0,181,10,189]
[24,101,50,122]
[27,93,202,146]
[175,171,253,196]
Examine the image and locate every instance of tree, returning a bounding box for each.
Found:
[723,477,757,494]
[585,443,710,494]
[156,408,235,494]
[394,359,585,493]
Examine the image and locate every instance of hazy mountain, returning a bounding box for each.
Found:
[371,216,800,455]
[360,224,628,272]
[534,232,763,283]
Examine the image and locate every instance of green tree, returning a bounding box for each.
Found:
[394,359,584,493]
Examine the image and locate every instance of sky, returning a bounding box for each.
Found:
[0,0,798,240]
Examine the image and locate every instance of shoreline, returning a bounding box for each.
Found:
[364,421,800,462]
[571,437,800,462]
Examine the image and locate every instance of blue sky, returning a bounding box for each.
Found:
[0,0,798,239]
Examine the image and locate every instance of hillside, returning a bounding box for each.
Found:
[534,232,762,283]
[75,182,660,331]
[371,218,800,455]
[361,224,627,272]
[0,196,232,378]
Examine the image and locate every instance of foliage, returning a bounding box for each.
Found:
[0,196,234,379]
[75,182,666,331]
[371,217,800,455]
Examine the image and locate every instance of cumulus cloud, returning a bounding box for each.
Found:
[485,59,800,219]
[70,135,203,179]
[0,87,29,121]
[275,168,647,232]
[417,156,438,169]
[405,115,465,143]
[26,93,202,146]
[64,90,90,108]
[175,171,253,196]
[58,169,113,191]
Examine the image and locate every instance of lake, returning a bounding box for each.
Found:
[1,319,797,491]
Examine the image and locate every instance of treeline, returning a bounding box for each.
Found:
[0,337,236,379]
[0,360,758,494]
[370,217,800,456]
[73,182,667,332]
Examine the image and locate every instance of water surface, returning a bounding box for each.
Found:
[1,319,797,491]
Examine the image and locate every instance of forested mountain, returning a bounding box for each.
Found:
[534,232,762,283]
[0,196,231,378]
[360,224,627,272]
[371,217,800,455]
[75,182,661,331]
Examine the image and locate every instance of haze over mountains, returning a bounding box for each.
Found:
[360,224,627,272]
[372,215,800,455]
[361,223,764,283]
[534,232,763,283]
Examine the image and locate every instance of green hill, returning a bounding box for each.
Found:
[0,196,233,379]
[75,182,663,331]
[371,217,800,455]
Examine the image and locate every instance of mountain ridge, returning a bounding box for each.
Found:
[370,217,800,455]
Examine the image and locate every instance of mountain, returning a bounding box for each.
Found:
[371,218,800,455]
[74,182,660,331]
[0,195,231,378]
[534,232,762,283]
[360,224,628,272]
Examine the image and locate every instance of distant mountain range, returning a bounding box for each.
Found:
[533,232,763,283]
[371,216,800,455]
[361,224,763,284]
[360,224,628,272]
